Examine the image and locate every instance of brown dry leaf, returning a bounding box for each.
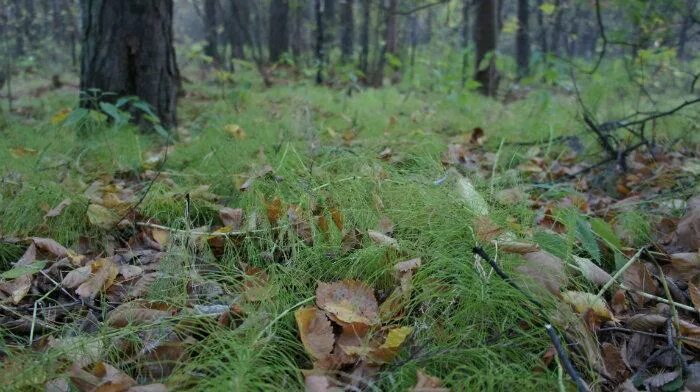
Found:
[0,274,32,304]
[118,264,143,280]
[62,266,92,289]
[219,207,244,230]
[305,374,341,392]
[470,127,485,145]
[473,216,503,243]
[367,230,399,250]
[689,283,700,312]
[669,252,700,283]
[330,208,344,231]
[288,205,313,244]
[75,258,119,300]
[601,342,630,383]
[498,241,540,254]
[317,215,330,237]
[516,250,566,297]
[677,319,700,350]
[412,369,449,392]
[70,361,137,392]
[151,229,169,248]
[44,198,72,219]
[266,197,283,225]
[622,262,659,306]
[241,264,272,302]
[573,255,612,287]
[341,228,363,254]
[31,237,69,259]
[295,307,335,360]
[665,196,700,253]
[317,280,380,326]
[561,291,615,322]
[106,300,173,328]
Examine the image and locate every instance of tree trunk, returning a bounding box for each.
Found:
[324,0,336,47]
[385,0,398,55]
[203,0,220,65]
[535,0,547,53]
[473,0,498,96]
[227,0,248,60]
[516,0,530,79]
[677,0,696,60]
[461,0,470,86]
[269,0,289,63]
[339,0,354,63]
[359,0,370,74]
[80,0,180,128]
[315,0,325,84]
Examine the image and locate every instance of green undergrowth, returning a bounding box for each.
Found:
[0,64,696,390]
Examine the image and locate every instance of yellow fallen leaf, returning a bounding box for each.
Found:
[224,124,247,139]
[295,307,335,360]
[75,258,119,300]
[561,291,615,321]
[50,108,71,125]
[316,280,380,326]
[87,204,120,229]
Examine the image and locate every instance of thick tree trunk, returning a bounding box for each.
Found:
[535,0,548,53]
[80,0,179,128]
[461,0,470,86]
[324,0,336,46]
[516,0,530,79]
[385,0,398,55]
[269,0,290,63]
[315,0,325,84]
[339,0,354,63]
[226,0,248,60]
[473,0,498,96]
[203,0,219,64]
[359,0,370,74]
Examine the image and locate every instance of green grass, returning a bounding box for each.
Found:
[0,60,697,391]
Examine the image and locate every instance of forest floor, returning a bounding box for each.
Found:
[1,67,700,391]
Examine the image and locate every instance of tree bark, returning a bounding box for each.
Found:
[315,0,325,84]
[473,0,498,96]
[80,0,180,127]
[226,0,248,60]
[359,0,370,74]
[535,0,548,53]
[324,0,336,46]
[461,0,470,86]
[339,0,354,63]
[269,0,290,63]
[516,0,530,79]
[677,0,696,60]
[203,0,220,64]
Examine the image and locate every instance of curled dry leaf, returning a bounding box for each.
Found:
[367,230,399,250]
[669,252,700,283]
[70,361,136,392]
[44,198,72,219]
[622,262,659,306]
[498,241,540,254]
[75,258,119,300]
[664,195,700,253]
[573,255,612,287]
[561,291,615,322]
[61,266,92,289]
[295,307,335,360]
[316,280,380,326]
[0,274,32,304]
[31,237,69,259]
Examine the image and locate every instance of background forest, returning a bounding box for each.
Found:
[1,1,700,391]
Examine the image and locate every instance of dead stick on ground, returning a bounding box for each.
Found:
[546,324,591,392]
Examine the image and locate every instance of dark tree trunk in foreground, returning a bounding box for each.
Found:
[340,0,354,63]
[473,0,498,96]
[203,0,219,64]
[80,0,179,127]
[359,0,370,74]
[516,0,530,79]
[315,0,325,84]
[269,0,290,63]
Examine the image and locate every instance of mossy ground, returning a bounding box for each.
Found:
[0,61,697,391]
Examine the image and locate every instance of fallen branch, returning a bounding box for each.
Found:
[546,324,591,392]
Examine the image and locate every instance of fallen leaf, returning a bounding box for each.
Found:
[330,208,344,231]
[224,124,246,139]
[573,255,612,287]
[341,228,363,253]
[295,307,335,360]
[456,177,489,215]
[516,250,566,296]
[106,300,173,328]
[31,237,69,259]
[370,326,412,363]
[151,228,170,248]
[473,216,503,243]
[75,258,119,300]
[367,230,399,250]
[561,291,615,322]
[498,241,540,254]
[305,374,341,392]
[0,274,32,304]
[317,280,380,326]
[44,198,72,219]
[241,264,273,302]
[266,197,283,225]
[219,207,244,230]
[622,262,658,306]
[664,196,700,252]
[87,204,120,229]
[412,369,449,392]
[601,342,630,383]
